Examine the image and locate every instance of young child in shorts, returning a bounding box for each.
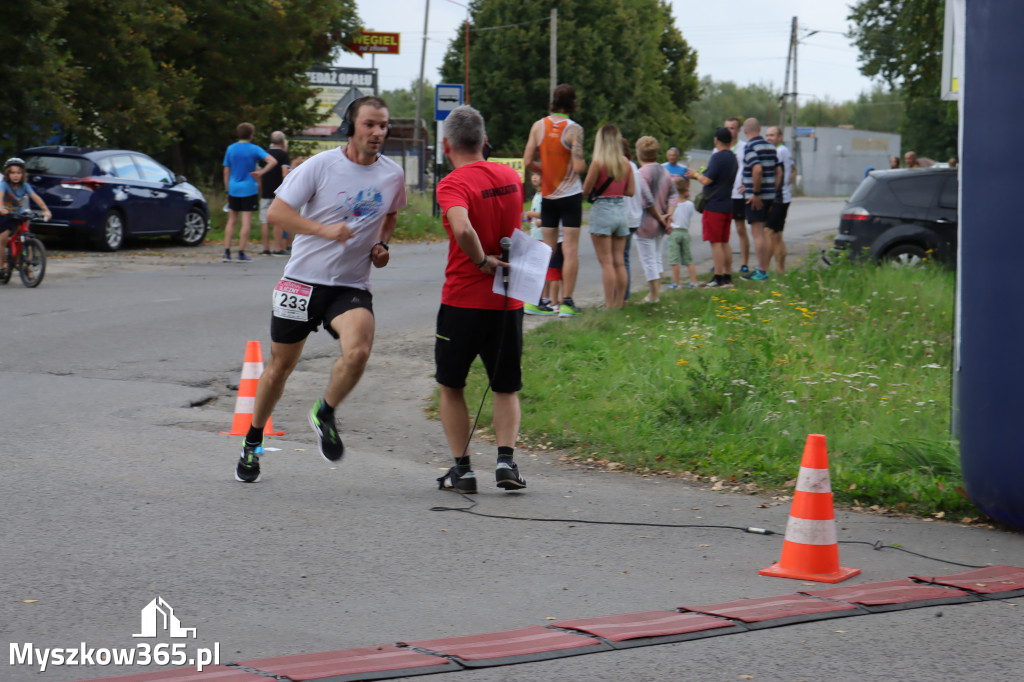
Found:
[1,158,51,258]
[524,171,564,313]
[667,176,698,289]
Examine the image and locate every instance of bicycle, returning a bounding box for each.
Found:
[0,209,47,287]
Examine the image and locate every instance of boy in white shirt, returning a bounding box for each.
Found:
[666,176,698,289]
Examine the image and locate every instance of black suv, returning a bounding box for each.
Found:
[832,168,958,266]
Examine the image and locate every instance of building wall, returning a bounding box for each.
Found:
[791,127,900,197]
[686,127,901,198]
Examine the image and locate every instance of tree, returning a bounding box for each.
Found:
[0,0,77,155]
[848,0,957,159]
[2,0,361,176]
[156,0,361,175]
[55,0,198,152]
[849,85,904,133]
[380,79,436,143]
[689,78,780,149]
[687,79,903,150]
[440,0,699,157]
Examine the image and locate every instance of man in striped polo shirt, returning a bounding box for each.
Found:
[739,118,779,282]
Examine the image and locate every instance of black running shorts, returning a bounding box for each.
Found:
[540,194,583,229]
[732,198,746,221]
[228,194,259,212]
[270,281,373,344]
[435,305,523,393]
[767,201,790,232]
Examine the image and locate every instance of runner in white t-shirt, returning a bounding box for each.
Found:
[234,96,406,484]
[765,125,793,274]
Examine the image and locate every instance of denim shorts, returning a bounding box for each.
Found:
[588,197,629,237]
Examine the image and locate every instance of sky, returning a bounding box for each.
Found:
[334,0,881,104]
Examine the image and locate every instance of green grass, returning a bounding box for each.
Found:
[454,259,975,519]
[201,186,446,245]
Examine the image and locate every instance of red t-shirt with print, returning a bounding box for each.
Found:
[437,160,525,310]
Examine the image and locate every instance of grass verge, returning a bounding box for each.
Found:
[453,260,976,520]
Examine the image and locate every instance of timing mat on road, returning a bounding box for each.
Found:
[82,565,1024,682]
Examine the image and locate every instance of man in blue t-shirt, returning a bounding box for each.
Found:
[222,122,277,262]
[662,147,688,177]
[739,118,778,281]
[685,128,737,287]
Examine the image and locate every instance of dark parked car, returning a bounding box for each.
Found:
[832,168,958,266]
[20,146,209,251]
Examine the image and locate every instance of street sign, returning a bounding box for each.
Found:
[301,67,377,136]
[435,84,464,121]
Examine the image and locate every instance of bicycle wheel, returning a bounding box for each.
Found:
[18,238,46,287]
[0,247,11,284]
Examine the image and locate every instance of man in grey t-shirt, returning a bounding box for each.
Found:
[234,96,406,483]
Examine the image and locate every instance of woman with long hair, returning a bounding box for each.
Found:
[581,124,634,309]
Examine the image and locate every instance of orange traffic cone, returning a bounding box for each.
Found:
[220,341,284,436]
[759,434,860,583]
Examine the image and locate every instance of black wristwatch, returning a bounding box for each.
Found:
[375,241,389,251]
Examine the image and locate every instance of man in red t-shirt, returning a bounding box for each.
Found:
[434,105,527,494]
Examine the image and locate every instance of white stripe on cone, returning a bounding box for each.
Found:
[241,363,263,380]
[784,516,838,546]
[795,466,832,493]
[233,396,255,414]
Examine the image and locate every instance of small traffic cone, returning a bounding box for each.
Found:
[220,340,284,436]
[759,434,860,583]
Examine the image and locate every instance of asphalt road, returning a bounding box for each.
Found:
[2,198,1022,682]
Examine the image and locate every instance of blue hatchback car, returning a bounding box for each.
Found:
[20,146,209,251]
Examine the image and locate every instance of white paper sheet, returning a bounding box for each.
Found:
[492,229,552,304]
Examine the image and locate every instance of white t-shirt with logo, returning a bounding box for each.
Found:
[278,147,406,289]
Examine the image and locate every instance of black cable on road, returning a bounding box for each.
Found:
[431,493,988,569]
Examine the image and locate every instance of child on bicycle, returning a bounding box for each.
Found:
[1,157,51,257]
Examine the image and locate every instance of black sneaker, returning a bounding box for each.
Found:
[437,466,478,494]
[496,459,526,490]
[309,398,345,462]
[740,264,750,274]
[235,442,262,482]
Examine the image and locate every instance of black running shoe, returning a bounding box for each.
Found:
[495,459,526,490]
[235,442,262,482]
[437,466,478,494]
[309,399,345,462]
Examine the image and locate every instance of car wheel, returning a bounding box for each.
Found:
[883,244,928,267]
[175,207,208,246]
[95,209,124,251]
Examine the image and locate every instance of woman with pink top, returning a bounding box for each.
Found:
[581,124,634,309]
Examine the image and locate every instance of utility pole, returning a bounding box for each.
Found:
[414,0,429,145]
[550,9,557,99]
[791,18,799,138]
[780,16,795,135]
